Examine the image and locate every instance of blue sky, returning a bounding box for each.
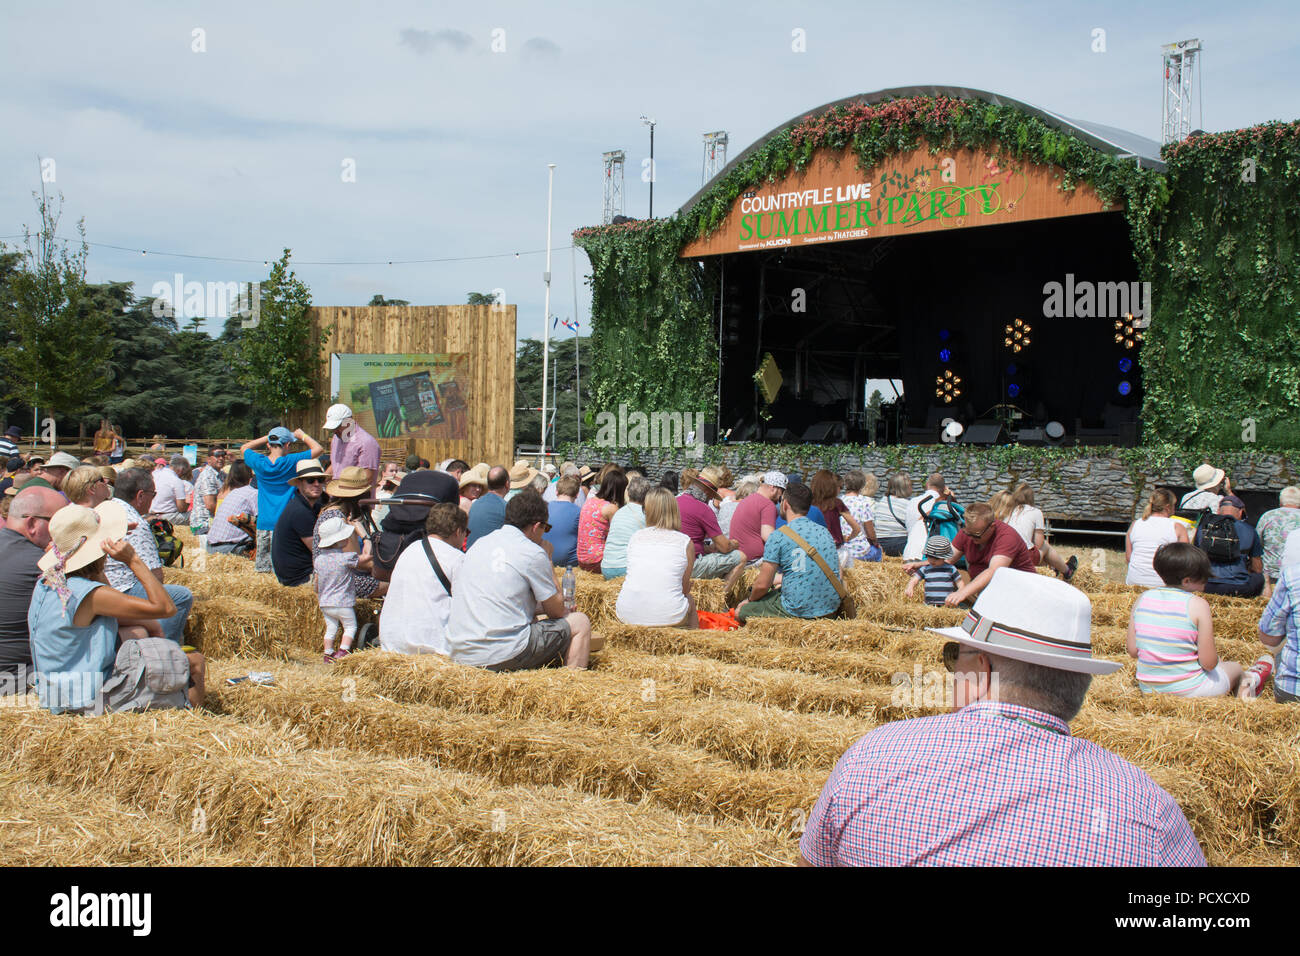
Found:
[1,0,1296,346]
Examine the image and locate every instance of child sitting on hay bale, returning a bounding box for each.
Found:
[904,536,963,606]
[1126,542,1249,698]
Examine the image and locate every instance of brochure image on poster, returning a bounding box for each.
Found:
[368,379,403,438]
[395,371,444,428]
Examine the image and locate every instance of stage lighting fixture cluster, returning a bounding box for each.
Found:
[1115,313,1143,349]
[935,369,962,404]
[1004,317,1031,352]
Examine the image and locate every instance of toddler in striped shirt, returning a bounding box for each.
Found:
[1126,541,1244,697]
[904,536,963,606]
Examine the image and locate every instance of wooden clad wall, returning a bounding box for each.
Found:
[289,305,516,468]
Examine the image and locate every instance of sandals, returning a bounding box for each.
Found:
[1063,555,1079,582]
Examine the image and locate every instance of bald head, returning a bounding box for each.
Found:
[487,466,510,495]
[6,485,69,549]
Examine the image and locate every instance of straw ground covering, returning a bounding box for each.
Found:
[1,529,1295,866]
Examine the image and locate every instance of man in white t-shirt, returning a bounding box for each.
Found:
[380,503,467,655]
[150,456,191,524]
[446,491,597,671]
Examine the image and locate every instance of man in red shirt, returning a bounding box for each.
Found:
[907,501,1036,607]
[729,471,786,566]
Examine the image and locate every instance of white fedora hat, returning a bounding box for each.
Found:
[927,568,1121,675]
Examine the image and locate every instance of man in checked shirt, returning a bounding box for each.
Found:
[800,568,1206,867]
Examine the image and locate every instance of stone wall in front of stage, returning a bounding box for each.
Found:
[562,445,1300,525]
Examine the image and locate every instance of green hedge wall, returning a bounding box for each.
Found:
[1141,121,1300,449]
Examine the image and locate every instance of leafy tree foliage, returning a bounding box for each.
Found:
[514,335,591,448]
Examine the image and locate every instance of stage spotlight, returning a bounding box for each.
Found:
[939,328,951,341]
[939,348,952,363]
[1008,383,1021,398]
[1003,317,1032,353]
[1006,363,1017,376]
[934,370,963,404]
[941,419,964,443]
[1114,313,1144,349]
[1118,357,1133,373]
[1118,380,1132,396]
[1045,421,1066,444]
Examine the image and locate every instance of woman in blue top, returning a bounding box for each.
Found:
[29,502,203,715]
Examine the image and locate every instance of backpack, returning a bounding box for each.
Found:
[1195,512,1241,564]
[366,470,460,582]
[149,517,184,568]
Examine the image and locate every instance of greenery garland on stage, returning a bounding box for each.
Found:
[574,94,1170,427]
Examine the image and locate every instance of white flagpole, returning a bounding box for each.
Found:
[541,163,556,455]
[571,243,580,445]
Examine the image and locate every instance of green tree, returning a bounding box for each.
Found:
[235,250,327,418]
[0,249,24,429]
[98,292,200,436]
[466,291,500,305]
[514,334,591,448]
[1,190,112,437]
[367,294,410,306]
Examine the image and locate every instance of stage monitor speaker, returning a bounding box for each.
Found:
[961,421,1004,445]
[802,421,846,442]
[1014,428,1046,445]
[700,423,719,444]
[764,427,798,442]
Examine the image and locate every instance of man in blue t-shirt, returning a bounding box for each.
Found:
[737,482,842,622]
[467,465,510,550]
[1199,495,1264,597]
[240,427,324,573]
[542,474,582,566]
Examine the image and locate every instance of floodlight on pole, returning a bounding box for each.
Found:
[640,115,656,218]
[541,163,556,454]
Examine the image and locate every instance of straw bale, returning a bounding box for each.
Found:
[0,771,243,866]
[597,647,885,718]
[337,651,863,771]
[561,568,731,629]
[206,659,822,831]
[0,707,794,865]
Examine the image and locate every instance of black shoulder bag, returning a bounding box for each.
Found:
[420,536,453,594]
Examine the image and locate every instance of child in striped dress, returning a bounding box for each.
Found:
[1126,542,1244,697]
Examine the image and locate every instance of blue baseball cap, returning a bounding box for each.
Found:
[268,427,296,446]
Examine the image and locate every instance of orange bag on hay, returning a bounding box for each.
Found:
[698,609,740,630]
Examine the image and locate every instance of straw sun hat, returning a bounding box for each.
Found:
[927,568,1121,675]
[508,459,539,490]
[325,465,371,498]
[459,463,490,490]
[37,501,129,575]
[1193,464,1226,492]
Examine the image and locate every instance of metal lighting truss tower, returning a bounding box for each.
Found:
[601,150,625,225]
[701,131,729,185]
[1161,38,1202,145]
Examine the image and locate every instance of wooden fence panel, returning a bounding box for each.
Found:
[288,305,516,468]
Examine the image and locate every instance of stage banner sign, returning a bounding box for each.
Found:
[680,144,1113,257]
[330,353,470,440]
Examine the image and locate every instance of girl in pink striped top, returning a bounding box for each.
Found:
[1126,542,1243,697]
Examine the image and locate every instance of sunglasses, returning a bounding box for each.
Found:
[539,522,552,533]
[942,641,987,672]
[300,477,325,485]
[962,521,988,539]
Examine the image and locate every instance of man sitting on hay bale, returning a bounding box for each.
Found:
[677,466,748,594]
[736,482,845,623]
[905,502,1035,608]
[447,491,599,671]
[800,569,1205,866]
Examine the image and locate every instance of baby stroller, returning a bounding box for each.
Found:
[359,469,460,582]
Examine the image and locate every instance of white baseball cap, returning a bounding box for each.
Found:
[323,404,353,430]
[762,470,788,490]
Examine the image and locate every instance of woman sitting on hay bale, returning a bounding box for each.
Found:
[839,471,882,564]
[206,461,258,556]
[29,502,205,714]
[616,488,696,628]
[871,473,912,557]
[1125,488,1188,587]
[577,468,626,574]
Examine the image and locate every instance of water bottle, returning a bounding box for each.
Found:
[561,566,576,611]
[1239,653,1275,700]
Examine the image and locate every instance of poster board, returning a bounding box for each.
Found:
[330,353,470,441]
